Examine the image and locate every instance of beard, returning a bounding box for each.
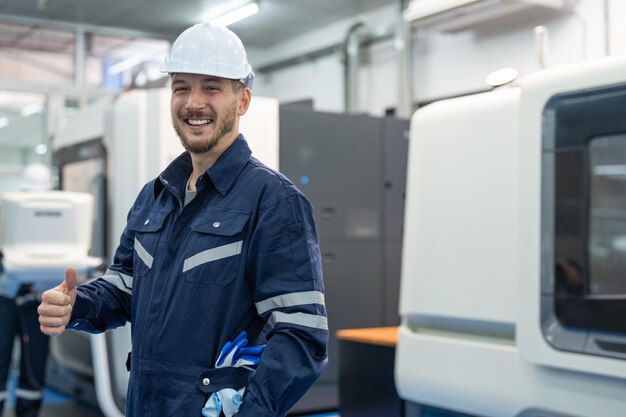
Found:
[173,98,238,155]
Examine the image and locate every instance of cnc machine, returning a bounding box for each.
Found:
[396,57,626,417]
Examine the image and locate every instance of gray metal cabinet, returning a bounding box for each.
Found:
[279,108,409,413]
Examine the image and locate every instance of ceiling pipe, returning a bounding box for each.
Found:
[0,13,171,41]
[534,25,549,69]
[342,22,367,113]
[397,0,414,118]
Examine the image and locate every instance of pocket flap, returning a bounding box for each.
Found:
[127,207,170,232]
[191,207,250,236]
[196,367,253,394]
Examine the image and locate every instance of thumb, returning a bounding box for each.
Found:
[63,267,78,307]
[63,267,77,294]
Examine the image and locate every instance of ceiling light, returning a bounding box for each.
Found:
[206,1,259,27]
[35,144,48,155]
[108,56,145,76]
[486,67,518,88]
[20,103,44,117]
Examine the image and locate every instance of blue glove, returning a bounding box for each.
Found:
[217,388,244,416]
[201,393,221,417]
[202,331,265,417]
[216,331,265,370]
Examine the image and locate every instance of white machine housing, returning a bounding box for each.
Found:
[396,57,626,417]
[1,191,95,283]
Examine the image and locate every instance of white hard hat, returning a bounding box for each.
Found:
[160,22,255,88]
[21,163,52,191]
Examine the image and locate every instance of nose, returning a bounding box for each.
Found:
[185,88,205,111]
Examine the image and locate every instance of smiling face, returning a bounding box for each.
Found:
[170,73,250,155]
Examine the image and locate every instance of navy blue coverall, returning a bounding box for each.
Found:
[69,136,328,416]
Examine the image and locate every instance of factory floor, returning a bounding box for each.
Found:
[4,407,338,417]
[3,400,339,417]
[2,378,102,417]
[1,376,339,417]
[3,407,338,417]
[3,403,102,417]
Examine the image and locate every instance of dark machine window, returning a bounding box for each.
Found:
[54,138,108,263]
[588,135,626,296]
[545,82,626,341]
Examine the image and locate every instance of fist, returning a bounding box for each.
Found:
[38,267,78,336]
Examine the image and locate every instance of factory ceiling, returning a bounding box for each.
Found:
[0,0,398,48]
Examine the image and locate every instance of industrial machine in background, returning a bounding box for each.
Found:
[279,106,409,410]
[49,88,409,415]
[0,190,100,412]
[0,191,96,289]
[396,56,626,417]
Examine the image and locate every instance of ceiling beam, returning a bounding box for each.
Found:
[0,13,173,41]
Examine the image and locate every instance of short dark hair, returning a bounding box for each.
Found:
[232,80,244,93]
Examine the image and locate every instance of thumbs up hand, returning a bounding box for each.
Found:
[38,267,78,336]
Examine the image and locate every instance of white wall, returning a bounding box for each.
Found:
[609,0,626,56]
[249,3,400,115]
[410,0,605,101]
[251,0,620,116]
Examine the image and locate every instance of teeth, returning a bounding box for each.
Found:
[188,119,211,126]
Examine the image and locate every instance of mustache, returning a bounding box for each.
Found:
[180,110,217,119]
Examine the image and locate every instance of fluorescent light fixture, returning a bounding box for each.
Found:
[210,1,259,27]
[108,55,145,76]
[0,116,9,129]
[20,103,44,117]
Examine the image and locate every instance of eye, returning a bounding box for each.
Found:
[172,86,189,94]
[204,85,221,92]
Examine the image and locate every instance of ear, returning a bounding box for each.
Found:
[237,88,252,116]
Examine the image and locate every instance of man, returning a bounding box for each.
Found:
[37,23,328,417]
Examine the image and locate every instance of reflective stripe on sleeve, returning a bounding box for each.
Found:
[182,241,243,273]
[255,291,325,315]
[267,311,328,331]
[134,238,153,269]
[0,390,7,401]
[102,269,133,295]
[15,388,43,400]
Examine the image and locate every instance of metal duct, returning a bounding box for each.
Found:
[397,0,413,118]
[342,22,367,113]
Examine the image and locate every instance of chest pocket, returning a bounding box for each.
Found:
[183,207,250,286]
[127,207,170,278]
